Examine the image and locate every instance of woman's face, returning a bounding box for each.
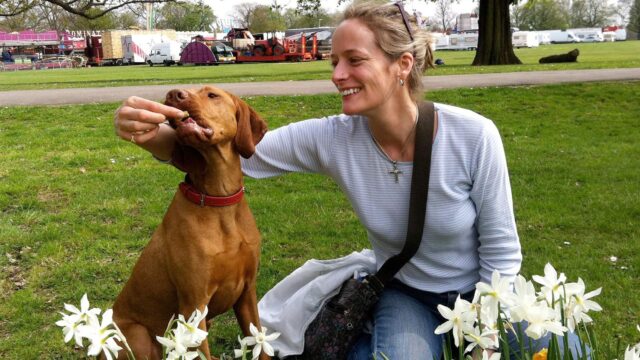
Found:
[331,19,400,116]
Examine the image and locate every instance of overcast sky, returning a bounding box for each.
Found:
[205,0,477,22]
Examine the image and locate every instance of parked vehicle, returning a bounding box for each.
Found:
[226,28,317,62]
[512,31,540,48]
[543,30,580,44]
[571,28,603,42]
[536,32,551,45]
[602,31,616,42]
[211,41,235,63]
[447,33,478,50]
[146,41,181,66]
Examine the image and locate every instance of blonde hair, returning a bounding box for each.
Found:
[340,0,434,101]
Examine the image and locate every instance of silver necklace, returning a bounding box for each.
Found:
[371,107,419,183]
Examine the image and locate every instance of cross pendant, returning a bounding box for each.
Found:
[388,161,403,183]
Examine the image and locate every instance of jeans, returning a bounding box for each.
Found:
[347,280,588,360]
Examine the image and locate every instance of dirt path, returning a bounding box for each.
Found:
[1,68,639,106]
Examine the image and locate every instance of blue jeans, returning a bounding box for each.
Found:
[347,280,588,360]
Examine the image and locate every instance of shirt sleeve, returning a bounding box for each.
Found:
[241,117,336,179]
[470,121,522,285]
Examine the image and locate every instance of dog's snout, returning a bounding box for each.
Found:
[166,89,188,104]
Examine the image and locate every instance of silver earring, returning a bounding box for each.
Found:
[399,78,405,86]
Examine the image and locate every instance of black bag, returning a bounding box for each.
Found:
[297,101,436,360]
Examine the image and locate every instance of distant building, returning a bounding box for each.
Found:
[455,13,479,33]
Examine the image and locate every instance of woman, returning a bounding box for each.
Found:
[114,2,581,359]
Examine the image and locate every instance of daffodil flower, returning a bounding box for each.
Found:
[523,304,567,340]
[563,278,602,331]
[242,323,281,360]
[177,307,209,347]
[56,312,85,347]
[480,349,501,360]
[625,346,640,360]
[81,309,123,360]
[434,295,476,347]
[532,263,567,304]
[473,270,514,324]
[509,275,539,323]
[463,326,498,353]
[234,335,249,358]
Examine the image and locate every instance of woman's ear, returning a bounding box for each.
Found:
[398,51,414,81]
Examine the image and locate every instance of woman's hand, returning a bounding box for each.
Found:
[114,96,184,144]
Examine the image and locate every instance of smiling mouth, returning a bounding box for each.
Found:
[340,88,361,96]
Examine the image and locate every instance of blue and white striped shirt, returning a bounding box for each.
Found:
[242,102,521,293]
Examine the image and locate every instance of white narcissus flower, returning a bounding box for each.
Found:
[234,335,249,358]
[81,309,123,359]
[523,304,567,340]
[56,312,84,347]
[532,263,567,304]
[481,349,501,360]
[242,323,281,360]
[57,293,102,346]
[473,270,514,325]
[563,278,602,332]
[509,275,539,323]
[625,346,640,360]
[177,307,209,347]
[434,295,476,347]
[463,326,499,353]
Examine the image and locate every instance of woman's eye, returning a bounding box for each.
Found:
[208,93,218,98]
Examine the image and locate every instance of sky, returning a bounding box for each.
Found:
[205,0,478,23]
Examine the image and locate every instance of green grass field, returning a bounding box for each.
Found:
[0,81,638,358]
[0,41,638,91]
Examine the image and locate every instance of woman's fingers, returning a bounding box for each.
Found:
[122,96,184,121]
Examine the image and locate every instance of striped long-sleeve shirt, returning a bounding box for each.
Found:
[242,102,521,293]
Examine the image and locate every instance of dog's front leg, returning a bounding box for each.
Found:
[233,285,271,360]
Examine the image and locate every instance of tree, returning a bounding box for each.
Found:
[0,0,175,20]
[472,0,521,65]
[156,1,215,31]
[629,0,640,38]
[248,5,286,33]
[570,0,614,27]
[614,0,632,24]
[512,0,569,30]
[434,0,456,32]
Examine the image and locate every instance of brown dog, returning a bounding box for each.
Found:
[112,86,268,359]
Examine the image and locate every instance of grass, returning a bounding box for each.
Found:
[0,41,638,91]
[0,81,639,358]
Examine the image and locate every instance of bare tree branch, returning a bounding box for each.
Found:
[1,0,175,19]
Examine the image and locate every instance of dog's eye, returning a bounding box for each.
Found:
[208,92,218,99]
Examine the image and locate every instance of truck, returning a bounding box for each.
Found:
[543,30,580,44]
[146,41,182,66]
[84,30,177,65]
[225,28,317,63]
[512,31,540,48]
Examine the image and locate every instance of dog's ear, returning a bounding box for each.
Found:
[230,93,268,158]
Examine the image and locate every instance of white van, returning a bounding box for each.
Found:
[146,42,182,66]
[546,30,580,44]
[512,31,540,48]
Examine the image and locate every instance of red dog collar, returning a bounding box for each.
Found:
[179,182,244,207]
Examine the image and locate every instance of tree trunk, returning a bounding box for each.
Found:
[472,0,522,65]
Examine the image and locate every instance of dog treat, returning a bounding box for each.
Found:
[168,111,190,128]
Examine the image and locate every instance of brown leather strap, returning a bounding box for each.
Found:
[374,101,435,286]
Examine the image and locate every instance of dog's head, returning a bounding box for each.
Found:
[164,85,267,158]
